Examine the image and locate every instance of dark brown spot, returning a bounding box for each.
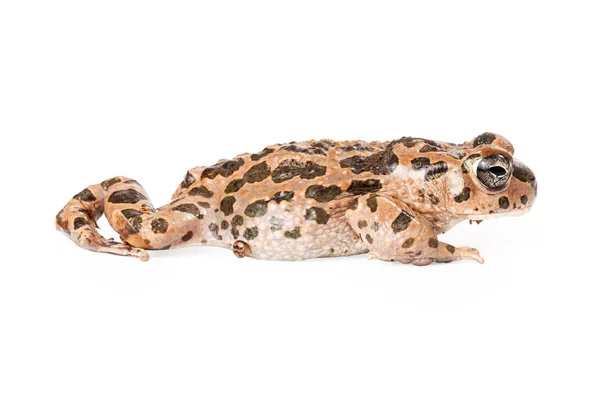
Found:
[245,200,269,218]
[411,157,431,170]
[513,163,537,194]
[73,188,97,202]
[446,244,456,254]
[389,137,440,148]
[220,196,236,216]
[410,157,447,180]
[251,147,275,161]
[391,211,413,233]
[513,164,535,183]
[312,140,336,149]
[73,217,88,230]
[304,207,330,224]
[428,238,439,248]
[224,179,244,194]
[221,220,229,230]
[121,209,143,219]
[201,158,245,180]
[173,203,204,219]
[101,177,121,190]
[346,179,382,195]
[371,222,380,231]
[208,223,220,239]
[108,189,147,204]
[271,159,327,183]
[341,143,375,152]
[402,238,415,248]
[151,218,168,234]
[339,147,398,175]
[357,220,368,229]
[425,161,448,181]
[181,231,194,241]
[284,227,301,239]
[197,201,211,208]
[181,172,196,188]
[305,185,342,202]
[243,161,271,183]
[520,195,528,205]
[428,194,440,205]
[280,143,328,156]
[189,185,214,198]
[78,208,98,228]
[55,212,68,232]
[499,196,510,209]
[454,187,471,203]
[419,144,443,153]
[366,195,378,212]
[231,227,240,239]
[232,215,244,226]
[131,216,143,231]
[272,191,294,203]
[141,203,155,212]
[243,227,259,241]
[473,133,496,147]
[122,179,139,185]
[348,198,359,210]
[224,162,272,193]
[365,234,374,244]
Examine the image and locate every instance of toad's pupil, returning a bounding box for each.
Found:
[489,166,506,176]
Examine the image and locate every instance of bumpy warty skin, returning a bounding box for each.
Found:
[56,133,537,265]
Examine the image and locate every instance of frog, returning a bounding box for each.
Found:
[55,132,537,265]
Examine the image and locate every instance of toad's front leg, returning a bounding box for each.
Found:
[346,194,484,266]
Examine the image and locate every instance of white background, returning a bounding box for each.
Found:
[1,1,598,399]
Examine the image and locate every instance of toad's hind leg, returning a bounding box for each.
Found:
[56,177,209,261]
[346,194,484,265]
[55,178,150,260]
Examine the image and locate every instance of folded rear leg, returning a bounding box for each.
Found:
[56,177,209,261]
[55,178,150,261]
[104,179,208,251]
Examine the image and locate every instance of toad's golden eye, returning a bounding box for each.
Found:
[474,154,512,191]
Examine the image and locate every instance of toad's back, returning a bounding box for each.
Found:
[56,134,537,264]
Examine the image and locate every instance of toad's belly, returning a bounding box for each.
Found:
[207,202,369,261]
[247,213,369,260]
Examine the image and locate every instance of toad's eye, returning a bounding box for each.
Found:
[475,155,512,191]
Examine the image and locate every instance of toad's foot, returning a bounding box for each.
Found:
[81,234,149,261]
[410,246,484,266]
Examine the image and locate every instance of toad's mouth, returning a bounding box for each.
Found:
[465,204,534,223]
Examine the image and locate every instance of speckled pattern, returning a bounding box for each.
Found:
[56,133,537,265]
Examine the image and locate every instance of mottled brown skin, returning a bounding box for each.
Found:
[56,133,537,265]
